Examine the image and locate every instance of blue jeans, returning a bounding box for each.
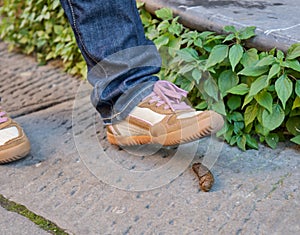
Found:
[60,0,161,124]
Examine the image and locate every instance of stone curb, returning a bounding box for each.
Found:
[142,0,300,52]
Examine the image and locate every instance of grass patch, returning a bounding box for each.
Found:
[0,194,69,235]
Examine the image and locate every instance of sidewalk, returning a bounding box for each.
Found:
[0,2,300,234]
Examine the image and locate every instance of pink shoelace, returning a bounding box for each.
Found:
[144,80,192,111]
[0,109,8,124]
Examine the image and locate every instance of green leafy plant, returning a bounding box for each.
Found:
[0,0,86,77]
[138,4,300,150]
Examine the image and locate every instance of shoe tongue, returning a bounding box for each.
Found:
[0,111,8,124]
[144,80,192,111]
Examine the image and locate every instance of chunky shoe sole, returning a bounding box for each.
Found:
[107,111,224,146]
[0,137,31,164]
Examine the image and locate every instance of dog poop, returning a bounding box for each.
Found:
[192,162,215,192]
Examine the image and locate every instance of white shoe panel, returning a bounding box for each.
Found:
[0,126,19,146]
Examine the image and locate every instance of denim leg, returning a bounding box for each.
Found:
[60,0,161,124]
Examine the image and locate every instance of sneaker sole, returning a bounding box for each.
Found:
[0,138,31,164]
[107,111,224,146]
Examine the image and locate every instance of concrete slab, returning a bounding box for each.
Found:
[0,42,80,117]
[0,206,50,235]
[0,93,299,234]
[142,0,300,52]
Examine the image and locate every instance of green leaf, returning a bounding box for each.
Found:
[234,121,245,135]
[229,44,243,71]
[227,84,249,95]
[282,60,300,72]
[267,63,281,79]
[54,25,63,34]
[256,106,264,124]
[240,48,259,67]
[205,45,229,69]
[244,104,258,126]
[216,121,229,137]
[198,31,215,40]
[249,75,269,97]
[178,64,195,74]
[180,78,194,92]
[229,112,244,122]
[211,100,226,116]
[194,38,203,48]
[229,135,238,146]
[238,65,269,77]
[153,34,169,49]
[224,25,237,33]
[157,20,170,32]
[254,91,273,113]
[242,94,254,108]
[292,96,300,110]
[265,133,279,149]
[255,123,270,136]
[155,8,173,20]
[269,48,276,56]
[237,135,247,151]
[275,74,293,109]
[168,19,183,35]
[286,116,300,136]
[246,135,259,150]
[52,0,61,9]
[223,34,235,43]
[195,101,208,110]
[192,68,202,84]
[262,104,285,131]
[176,48,199,62]
[295,80,300,97]
[218,70,239,97]
[244,122,253,133]
[291,135,300,145]
[146,26,160,40]
[256,55,275,67]
[286,43,300,60]
[277,50,285,61]
[204,76,220,101]
[168,37,181,51]
[227,96,241,110]
[239,26,256,40]
[223,124,234,142]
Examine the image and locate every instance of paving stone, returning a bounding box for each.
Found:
[142,0,300,52]
[0,42,80,117]
[0,206,50,235]
[0,95,299,234]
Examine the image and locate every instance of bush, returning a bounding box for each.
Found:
[0,0,86,76]
[1,1,299,149]
[139,5,300,150]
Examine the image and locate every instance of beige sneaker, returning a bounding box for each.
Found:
[0,108,31,164]
[107,80,224,146]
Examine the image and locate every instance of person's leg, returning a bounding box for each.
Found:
[60,0,224,146]
[60,0,160,124]
[0,106,30,164]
